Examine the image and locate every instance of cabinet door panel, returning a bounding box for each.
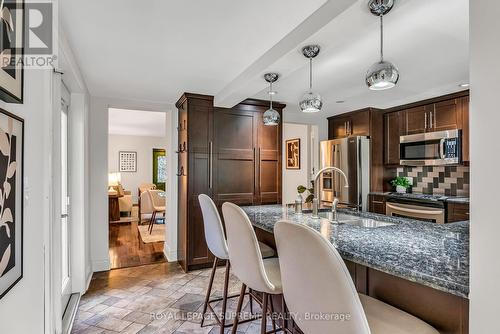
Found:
[214,108,256,205]
[188,199,212,264]
[384,111,402,165]
[405,105,431,134]
[461,97,469,162]
[433,99,461,132]
[350,110,370,136]
[329,117,349,139]
[257,112,281,204]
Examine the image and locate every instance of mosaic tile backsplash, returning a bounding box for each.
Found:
[396,166,470,196]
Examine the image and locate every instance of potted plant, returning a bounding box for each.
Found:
[390,177,411,194]
[297,182,315,203]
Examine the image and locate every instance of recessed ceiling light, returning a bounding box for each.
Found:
[459,83,470,88]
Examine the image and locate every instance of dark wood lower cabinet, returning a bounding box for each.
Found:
[368,194,386,214]
[254,227,469,334]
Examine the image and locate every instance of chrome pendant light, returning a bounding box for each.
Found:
[366,0,399,90]
[299,45,322,113]
[263,73,280,126]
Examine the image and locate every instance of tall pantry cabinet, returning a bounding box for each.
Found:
[176,94,284,272]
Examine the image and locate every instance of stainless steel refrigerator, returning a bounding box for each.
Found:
[320,137,370,211]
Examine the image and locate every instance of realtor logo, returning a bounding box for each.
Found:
[24,2,52,55]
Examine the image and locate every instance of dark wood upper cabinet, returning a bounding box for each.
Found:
[433,99,462,132]
[329,116,350,139]
[176,96,284,272]
[383,90,469,166]
[328,108,371,139]
[350,109,370,137]
[461,96,470,162]
[404,105,432,134]
[384,111,403,165]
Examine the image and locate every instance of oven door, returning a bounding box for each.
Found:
[386,202,445,224]
[400,130,460,166]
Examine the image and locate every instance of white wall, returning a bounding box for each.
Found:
[108,134,167,202]
[282,123,319,204]
[469,1,500,332]
[89,97,177,271]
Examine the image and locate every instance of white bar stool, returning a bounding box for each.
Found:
[274,220,440,334]
[198,195,275,333]
[222,202,286,334]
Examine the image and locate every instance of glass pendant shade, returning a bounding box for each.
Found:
[366,1,399,91]
[263,107,280,125]
[263,72,280,126]
[299,91,322,113]
[299,45,322,113]
[366,60,399,90]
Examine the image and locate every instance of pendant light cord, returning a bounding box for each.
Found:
[309,57,313,91]
[380,14,384,62]
[269,81,273,109]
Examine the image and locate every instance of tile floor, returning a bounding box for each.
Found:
[72,262,273,334]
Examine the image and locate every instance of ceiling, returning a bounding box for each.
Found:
[108,108,166,137]
[62,0,469,120]
[60,0,329,103]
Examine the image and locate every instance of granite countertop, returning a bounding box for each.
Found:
[242,205,469,298]
[369,191,470,204]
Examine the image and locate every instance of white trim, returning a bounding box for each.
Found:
[85,270,93,290]
[92,259,111,272]
[163,243,178,262]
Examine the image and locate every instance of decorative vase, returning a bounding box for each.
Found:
[396,185,407,194]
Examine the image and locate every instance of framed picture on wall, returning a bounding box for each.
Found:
[0,108,24,299]
[119,151,137,172]
[286,138,300,169]
[0,0,24,103]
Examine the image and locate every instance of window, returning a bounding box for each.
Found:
[153,148,166,190]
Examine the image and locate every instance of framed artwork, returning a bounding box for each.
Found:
[0,0,24,103]
[119,151,137,172]
[0,108,24,299]
[286,138,300,169]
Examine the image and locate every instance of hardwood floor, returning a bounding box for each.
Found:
[109,220,166,269]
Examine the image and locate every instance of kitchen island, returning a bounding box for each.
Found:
[242,205,469,334]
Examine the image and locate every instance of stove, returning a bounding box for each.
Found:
[385,192,447,223]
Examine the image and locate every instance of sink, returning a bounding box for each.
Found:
[316,212,395,228]
[342,218,395,228]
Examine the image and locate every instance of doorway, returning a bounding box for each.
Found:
[107,108,168,269]
[60,84,72,313]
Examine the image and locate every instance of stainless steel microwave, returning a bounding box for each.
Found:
[400,129,461,166]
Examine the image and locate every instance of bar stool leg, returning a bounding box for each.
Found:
[201,257,218,327]
[249,288,254,314]
[231,283,247,334]
[219,260,230,334]
[282,295,288,331]
[269,295,276,332]
[261,292,268,334]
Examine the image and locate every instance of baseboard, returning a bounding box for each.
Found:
[164,243,177,262]
[85,269,93,291]
[92,259,110,272]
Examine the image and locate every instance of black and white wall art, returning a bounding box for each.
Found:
[0,0,24,103]
[119,151,137,172]
[0,108,23,299]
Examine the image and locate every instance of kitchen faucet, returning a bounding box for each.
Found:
[311,166,349,219]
